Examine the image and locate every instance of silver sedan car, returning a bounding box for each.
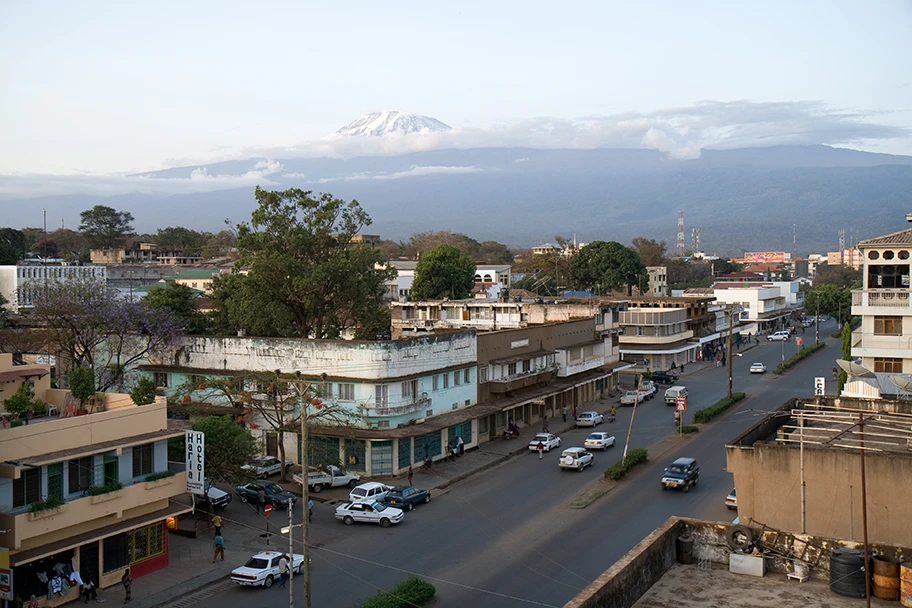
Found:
[575,411,604,427]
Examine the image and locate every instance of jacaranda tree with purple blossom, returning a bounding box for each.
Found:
[28,277,182,391]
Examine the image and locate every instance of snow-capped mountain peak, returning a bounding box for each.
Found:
[336,111,451,137]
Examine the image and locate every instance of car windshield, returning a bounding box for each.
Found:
[243,558,269,569]
[579,413,592,418]
[561,451,578,458]
[532,435,549,442]
[587,433,603,440]
[667,466,687,476]
[262,483,282,493]
[371,502,387,512]
[386,491,403,499]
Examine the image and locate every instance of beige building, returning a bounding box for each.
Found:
[645,266,668,297]
[0,354,189,606]
[826,247,864,270]
[726,396,912,548]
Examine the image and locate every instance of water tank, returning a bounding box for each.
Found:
[830,547,867,598]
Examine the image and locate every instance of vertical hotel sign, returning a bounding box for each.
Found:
[0,546,11,601]
[185,431,205,495]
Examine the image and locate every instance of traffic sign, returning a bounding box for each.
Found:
[264,504,273,516]
[814,377,825,396]
[796,337,803,347]
[675,396,687,411]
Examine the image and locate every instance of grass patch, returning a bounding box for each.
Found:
[354,576,435,608]
[603,448,648,481]
[772,342,826,375]
[692,393,746,424]
[680,425,699,434]
[569,488,608,509]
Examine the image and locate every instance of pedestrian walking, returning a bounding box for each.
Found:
[212,533,225,562]
[457,435,464,455]
[541,416,549,433]
[256,486,265,514]
[407,465,413,485]
[28,596,39,608]
[120,569,132,604]
[536,441,544,460]
[308,498,314,522]
[278,555,289,587]
[561,406,567,423]
[212,514,222,536]
[572,406,578,420]
[82,579,102,603]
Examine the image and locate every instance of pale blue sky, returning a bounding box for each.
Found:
[1,0,910,174]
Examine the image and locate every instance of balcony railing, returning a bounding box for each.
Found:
[488,369,556,394]
[559,357,605,377]
[852,290,912,309]
[363,396,432,417]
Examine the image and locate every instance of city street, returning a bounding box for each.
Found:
[184,321,839,608]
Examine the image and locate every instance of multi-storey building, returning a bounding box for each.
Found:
[645,266,668,297]
[846,226,912,399]
[712,280,802,334]
[0,264,107,312]
[0,354,188,606]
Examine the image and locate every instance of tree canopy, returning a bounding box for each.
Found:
[411,244,477,300]
[79,205,135,248]
[631,237,667,267]
[0,228,27,264]
[404,231,513,264]
[210,188,394,339]
[804,283,853,325]
[569,241,646,295]
[189,415,258,483]
[145,282,210,334]
[814,263,862,289]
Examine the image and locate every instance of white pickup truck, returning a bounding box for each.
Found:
[293,465,361,493]
[620,381,657,405]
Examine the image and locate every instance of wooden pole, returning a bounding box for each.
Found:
[859,412,871,608]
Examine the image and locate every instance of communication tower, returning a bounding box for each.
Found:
[691,228,701,253]
[676,210,685,255]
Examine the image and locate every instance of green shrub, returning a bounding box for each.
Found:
[692,393,746,424]
[3,384,34,417]
[29,496,64,514]
[144,470,177,482]
[772,343,826,375]
[68,367,96,405]
[680,425,699,434]
[31,399,48,416]
[130,376,157,406]
[87,481,123,496]
[354,576,436,608]
[604,448,649,481]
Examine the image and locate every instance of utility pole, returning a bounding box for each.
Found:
[621,374,643,463]
[799,412,806,534]
[815,298,820,345]
[300,387,312,608]
[859,413,871,608]
[726,307,734,399]
[287,498,294,608]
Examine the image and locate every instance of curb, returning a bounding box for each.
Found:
[126,568,229,608]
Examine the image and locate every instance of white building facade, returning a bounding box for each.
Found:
[0,264,107,312]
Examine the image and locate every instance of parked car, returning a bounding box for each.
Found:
[241,456,293,479]
[664,385,688,405]
[349,481,393,504]
[205,478,232,509]
[661,457,699,492]
[230,551,306,588]
[528,433,561,452]
[235,481,297,508]
[749,362,767,374]
[293,465,361,493]
[380,485,430,511]
[767,331,790,342]
[650,371,678,385]
[559,447,594,471]
[575,411,604,427]
[335,501,404,527]
[584,432,616,451]
[725,488,738,510]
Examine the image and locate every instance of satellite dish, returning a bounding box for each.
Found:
[889,375,912,392]
[836,359,876,378]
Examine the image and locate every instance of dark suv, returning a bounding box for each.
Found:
[661,457,699,492]
[650,372,678,385]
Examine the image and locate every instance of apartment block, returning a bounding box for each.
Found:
[0,264,107,313]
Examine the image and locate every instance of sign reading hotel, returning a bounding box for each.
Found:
[185,431,205,495]
[743,252,788,263]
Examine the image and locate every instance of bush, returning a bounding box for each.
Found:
[772,342,826,375]
[3,384,34,417]
[692,393,746,424]
[604,448,649,481]
[355,576,436,608]
[680,425,699,434]
[30,496,64,514]
[130,376,157,406]
[31,399,48,415]
[68,367,96,405]
[88,481,123,496]
[144,470,177,482]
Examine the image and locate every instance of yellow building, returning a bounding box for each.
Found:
[0,354,190,606]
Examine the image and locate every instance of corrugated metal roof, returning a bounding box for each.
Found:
[857,227,912,247]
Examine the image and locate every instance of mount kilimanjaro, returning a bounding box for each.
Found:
[335,111,451,137]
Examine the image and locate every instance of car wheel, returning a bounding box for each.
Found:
[343,516,354,525]
[264,575,274,589]
[662,485,668,491]
[296,563,304,575]
[240,495,248,503]
[311,484,323,493]
[683,483,690,493]
[727,505,735,510]
[406,503,414,512]
[348,479,359,489]
[379,518,391,528]
[423,494,430,504]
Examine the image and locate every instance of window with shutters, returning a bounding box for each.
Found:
[132,443,154,477]
[874,358,903,373]
[338,384,354,401]
[68,456,94,495]
[13,468,40,508]
[874,316,902,336]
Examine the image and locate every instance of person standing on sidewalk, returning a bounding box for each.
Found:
[212,533,225,562]
[407,465,413,485]
[212,514,222,536]
[308,498,314,522]
[561,406,567,423]
[256,486,266,514]
[457,435,464,455]
[278,555,288,587]
[120,569,132,604]
[536,441,544,460]
[541,416,549,433]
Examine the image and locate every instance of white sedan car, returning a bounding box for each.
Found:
[528,433,561,452]
[749,362,767,374]
[241,456,293,479]
[230,551,306,588]
[335,501,404,527]
[575,411,604,427]
[584,432,616,451]
[559,447,594,471]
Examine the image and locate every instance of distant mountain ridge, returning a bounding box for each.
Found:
[336,111,451,136]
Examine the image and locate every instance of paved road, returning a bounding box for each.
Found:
[191,321,839,608]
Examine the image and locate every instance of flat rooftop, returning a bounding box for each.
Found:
[764,405,912,455]
[633,562,895,608]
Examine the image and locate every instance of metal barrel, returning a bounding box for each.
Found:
[901,561,912,607]
[677,535,695,565]
[873,556,900,601]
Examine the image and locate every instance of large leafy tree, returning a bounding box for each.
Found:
[211,188,394,339]
[569,241,646,296]
[839,322,851,394]
[631,237,667,267]
[814,263,862,289]
[0,228,27,264]
[156,226,205,253]
[411,244,476,300]
[145,282,210,334]
[404,230,513,264]
[28,277,180,391]
[804,283,853,325]
[175,372,358,482]
[79,205,135,248]
[178,415,258,483]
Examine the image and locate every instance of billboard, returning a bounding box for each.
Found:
[743,252,788,263]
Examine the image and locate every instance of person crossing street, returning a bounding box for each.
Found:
[536,440,544,460]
